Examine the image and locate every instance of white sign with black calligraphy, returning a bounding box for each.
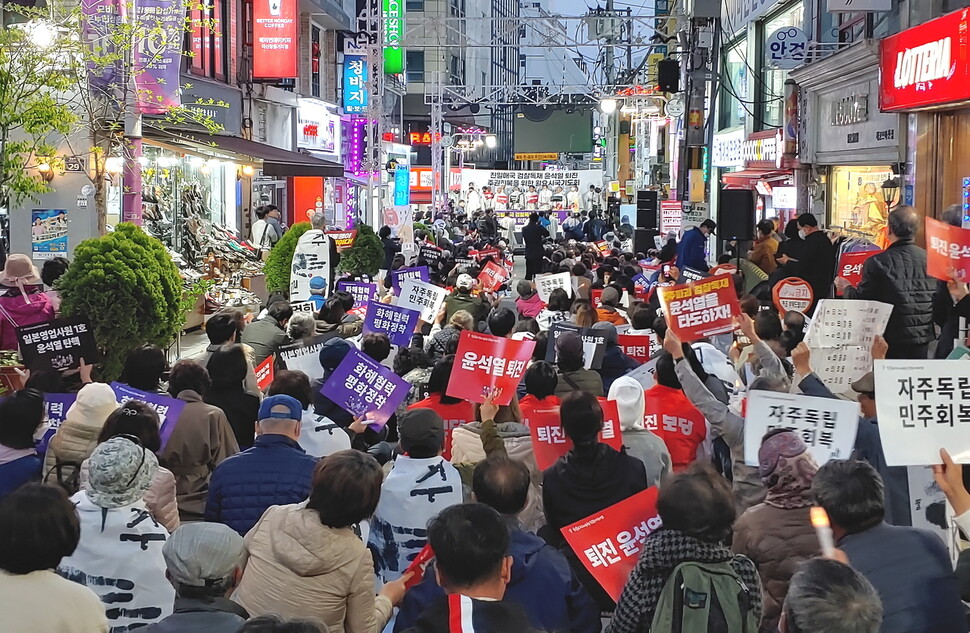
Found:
[396,279,448,323]
[535,272,572,303]
[805,299,893,393]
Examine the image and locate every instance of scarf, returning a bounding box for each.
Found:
[609,529,761,633]
[759,431,818,510]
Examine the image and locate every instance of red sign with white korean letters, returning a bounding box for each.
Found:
[879,8,970,111]
[255,355,274,392]
[253,0,298,78]
[926,217,970,281]
[525,398,624,470]
[658,273,741,342]
[837,250,882,294]
[617,333,657,364]
[446,331,535,406]
[478,261,510,292]
[562,487,662,602]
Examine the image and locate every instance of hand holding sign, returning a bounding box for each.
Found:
[932,448,970,516]
[658,273,741,342]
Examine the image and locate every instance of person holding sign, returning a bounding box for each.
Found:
[643,354,707,472]
[443,274,490,325]
[553,333,605,399]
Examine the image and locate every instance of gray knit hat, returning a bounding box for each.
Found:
[87,436,158,508]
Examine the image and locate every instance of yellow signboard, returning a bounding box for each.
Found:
[514,153,559,161]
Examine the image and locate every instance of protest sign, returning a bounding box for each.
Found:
[290,230,331,302]
[837,250,882,294]
[926,217,970,281]
[617,333,657,364]
[743,391,860,467]
[16,317,101,371]
[454,256,474,270]
[632,273,651,290]
[290,301,317,314]
[278,335,330,380]
[322,347,410,426]
[337,281,377,310]
[391,266,430,294]
[772,277,814,314]
[658,273,740,342]
[660,201,683,235]
[363,302,420,347]
[397,278,448,323]
[680,267,710,282]
[562,487,662,602]
[478,261,510,292]
[595,240,610,254]
[325,229,357,251]
[255,355,275,392]
[36,393,78,454]
[469,247,500,262]
[535,272,572,302]
[545,322,607,370]
[625,357,658,390]
[591,289,603,308]
[906,465,955,556]
[875,360,970,466]
[419,245,443,267]
[446,331,534,406]
[110,383,185,450]
[804,299,893,393]
[526,399,624,470]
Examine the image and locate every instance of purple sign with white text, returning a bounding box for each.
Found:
[37,393,79,455]
[337,281,378,310]
[133,0,184,114]
[321,348,409,426]
[111,382,185,450]
[391,266,430,295]
[363,302,420,347]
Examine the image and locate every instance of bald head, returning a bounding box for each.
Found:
[887,206,919,241]
[472,455,531,516]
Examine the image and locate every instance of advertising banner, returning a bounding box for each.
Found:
[31,209,68,259]
[363,302,420,347]
[290,230,332,302]
[17,317,100,372]
[837,250,882,294]
[81,0,123,96]
[659,201,682,235]
[326,230,357,252]
[110,383,185,450]
[253,0,298,78]
[446,331,535,405]
[526,398,624,470]
[323,347,410,426]
[397,279,447,322]
[382,0,404,73]
[394,164,410,206]
[926,217,970,281]
[342,43,368,114]
[133,0,184,114]
[658,273,741,342]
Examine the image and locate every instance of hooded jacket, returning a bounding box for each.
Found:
[232,502,393,633]
[395,521,600,633]
[542,444,648,610]
[0,285,54,350]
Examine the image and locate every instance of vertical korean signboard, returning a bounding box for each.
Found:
[394,164,411,206]
[383,0,404,74]
[134,0,184,114]
[343,42,369,114]
[253,0,298,79]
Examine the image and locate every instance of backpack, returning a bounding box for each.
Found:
[650,560,757,633]
[45,460,83,496]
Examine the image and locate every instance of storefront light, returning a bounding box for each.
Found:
[881,177,900,207]
[241,165,255,176]
[105,156,124,174]
[157,156,176,168]
[600,99,618,114]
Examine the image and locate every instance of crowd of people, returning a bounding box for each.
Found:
[0,201,968,633]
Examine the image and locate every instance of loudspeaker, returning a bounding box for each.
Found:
[634,228,659,255]
[717,189,756,240]
[619,120,631,135]
[636,190,658,230]
[658,59,680,93]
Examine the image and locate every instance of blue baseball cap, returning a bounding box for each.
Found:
[258,394,303,422]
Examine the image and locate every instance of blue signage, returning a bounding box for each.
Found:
[342,53,368,114]
[394,164,410,206]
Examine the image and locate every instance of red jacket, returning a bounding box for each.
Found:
[643,384,706,471]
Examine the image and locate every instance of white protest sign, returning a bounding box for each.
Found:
[805,299,893,392]
[875,360,970,466]
[625,357,659,390]
[278,335,330,379]
[743,391,860,467]
[906,465,956,560]
[290,301,317,313]
[535,272,572,303]
[397,278,448,323]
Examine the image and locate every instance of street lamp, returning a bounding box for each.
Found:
[881,177,900,208]
[600,98,618,114]
[484,134,497,149]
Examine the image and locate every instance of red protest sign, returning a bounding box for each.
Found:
[926,217,970,281]
[658,273,741,342]
[525,398,623,470]
[617,333,656,364]
[836,250,882,295]
[403,543,434,590]
[591,288,603,308]
[772,277,814,314]
[255,355,275,392]
[478,261,510,292]
[561,487,663,602]
[469,247,500,263]
[447,331,535,406]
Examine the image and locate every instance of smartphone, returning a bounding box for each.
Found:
[662,264,671,276]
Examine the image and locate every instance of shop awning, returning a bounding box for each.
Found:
[721,169,791,189]
[145,128,344,177]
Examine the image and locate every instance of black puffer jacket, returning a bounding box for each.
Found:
[843,238,936,348]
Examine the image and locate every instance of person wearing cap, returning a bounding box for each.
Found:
[205,394,320,536]
[591,321,637,392]
[443,273,490,325]
[368,408,464,586]
[42,382,119,492]
[269,369,352,459]
[608,376,670,489]
[552,332,604,399]
[675,219,716,272]
[142,523,249,633]
[0,253,55,350]
[58,437,176,631]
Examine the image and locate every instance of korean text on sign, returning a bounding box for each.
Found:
[446,331,535,406]
[658,273,741,342]
[875,360,970,466]
[526,399,624,470]
[397,279,448,323]
[391,266,430,294]
[478,261,510,292]
[109,382,186,451]
[535,272,572,302]
[617,333,659,363]
[743,391,860,467]
[322,347,410,426]
[836,250,882,295]
[363,302,420,347]
[561,487,662,601]
[16,316,101,371]
[925,217,970,281]
[337,281,377,309]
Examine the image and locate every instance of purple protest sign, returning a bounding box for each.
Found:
[134,0,184,114]
[363,302,420,347]
[322,348,409,427]
[391,266,430,295]
[337,281,378,310]
[111,382,185,451]
[36,393,79,455]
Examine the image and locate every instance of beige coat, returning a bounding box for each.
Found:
[233,503,393,633]
[42,382,119,486]
[157,390,239,521]
[79,459,180,533]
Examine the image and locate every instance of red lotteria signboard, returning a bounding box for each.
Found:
[879,8,970,112]
[253,0,298,79]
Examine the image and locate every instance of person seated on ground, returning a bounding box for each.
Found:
[205,395,319,536]
[542,392,648,612]
[592,321,639,392]
[427,310,474,363]
[143,523,249,633]
[487,306,517,338]
[242,300,293,364]
[334,290,362,324]
[120,344,169,394]
[42,382,119,494]
[596,287,628,325]
[204,344,262,451]
[398,503,537,633]
[811,459,965,633]
[59,437,175,631]
[0,484,109,633]
[518,360,560,413]
[515,280,544,319]
[395,346,435,411]
[239,615,329,633]
[0,389,45,499]
[732,430,820,633]
[232,451,410,633]
[409,355,475,462]
[608,462,762,633]
[397,456,600,633]
[645,352,708,472]
[537,288,573,331]
[511,318,539,342]
[369,409,464,586]
[286,311,317,343]
[269,370,351,459]
[553,332,604,398]
[573,300,599,328]
[315,295,363,339]
[608,376,670,489]
[780,558,882,633]
[362,332,392,364]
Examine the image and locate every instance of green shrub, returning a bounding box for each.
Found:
[338,223,384,277]
[264,222,310,293]
[57,223,190,381]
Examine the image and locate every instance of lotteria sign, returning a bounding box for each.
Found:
[383,0,404,74]
[880,8,970,111]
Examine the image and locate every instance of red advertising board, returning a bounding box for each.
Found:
[525,398,625,470]
[836,250,882,295]
[772,277,814,314]
[879,8,970,111]
[253,0,298,79]
[926,217,970,280]
[447,331,535,405]
[657,273,741,342]
[561,487,662,602]
[617,333,656,364]
[255,355,274,392]
[478,261,510,292]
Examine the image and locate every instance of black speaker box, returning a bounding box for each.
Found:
[634,228,659,255]
[717,189,756,240]
[636,190,658,230]
[619,120,631,135]
[658,58,680,93]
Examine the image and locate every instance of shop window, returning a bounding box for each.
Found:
[310,24,322,98]
[720,40,747,131]
[406,0,424,10]
[760,3,804,130]
[187,0,228,81]
[406,50,425,82]
[829,166,893,241]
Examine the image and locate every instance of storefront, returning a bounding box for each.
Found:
[295,98,344,227]
[717,129,798,224]
[791,40,904,245]
[880,7,970,225]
